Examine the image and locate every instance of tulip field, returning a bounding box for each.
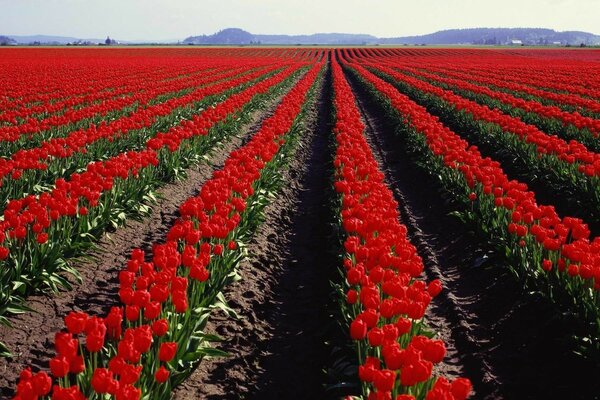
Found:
[1,47,600,399]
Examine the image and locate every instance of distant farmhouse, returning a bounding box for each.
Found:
[104,36,119,45]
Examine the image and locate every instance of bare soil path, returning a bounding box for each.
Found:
[173,67,341,400]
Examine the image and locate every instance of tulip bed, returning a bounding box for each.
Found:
[0,60,252,156]
[0,64,221,146]
[372,48,600,101]
[11,57,324,399]
[401,63,600,120]
[362,62,600,222]
[0,59,306,327]
[3,47,600,398]
[405,62,600,115]
[331,60,472,400]
[0,65,273,205]
[343,55,600,349]
[395,64,600,152]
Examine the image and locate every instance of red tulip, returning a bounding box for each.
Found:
[451,378,473,400]
[91,368,114,394]
[159,342,177,362]
[64,311,88,335]
[350,318,367,340]
[154,366,170,383]
[49,355,70,378]
[152,319,169,337]
[427,279,443,297]
[542,259,553,272]
[373,369,395,392]
[31,372,52,396]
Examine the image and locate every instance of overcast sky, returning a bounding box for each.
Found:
[1,0,598,40]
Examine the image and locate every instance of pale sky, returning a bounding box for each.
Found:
[1,0,598,40]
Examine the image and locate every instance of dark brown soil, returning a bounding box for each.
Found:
[346,67,600,400]
[0,87,294,396]
[173,67,342,400]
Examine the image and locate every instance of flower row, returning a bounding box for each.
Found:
[0,64,281,211]
[374,62,600,176]
[12,60,323,400]
[362,61,600,225]
[405,61,600,116]
[331,59,472,400]
[346,59,600,346]
[388,63,600,154]
[0,63,304,323]
[0,63,208,127]
[0,63,250,150]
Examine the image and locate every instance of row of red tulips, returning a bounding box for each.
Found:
[373,62,600,176]
[415,58,600,101]
[0,64,281,209]
[407,62,600,116]
[0,49,320,125]
[12,61,323,400]
[0,52,263,125]
[278,47,600,93]
[0,63,249,153]
[344,58,600,348]
[331,59,472,400]
[360,61,600,224]
[0,63,211,127]
[388,62,600,153]
[0,58,162,122]
[0,63,305,330]
[358,47,600,98]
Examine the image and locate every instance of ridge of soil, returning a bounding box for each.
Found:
[345,68,600,400]
[0,84,296,396]
[172,67,340,400]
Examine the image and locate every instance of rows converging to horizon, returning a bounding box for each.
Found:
[0,46,600,399]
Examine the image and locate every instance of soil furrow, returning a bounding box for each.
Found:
[346,67,600,400]
[0,85,295,396]
[346,70,479,382]
[387,71,600,236]
[172,67,338,400]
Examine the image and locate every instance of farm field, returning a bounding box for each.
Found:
[1,46,600,399]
